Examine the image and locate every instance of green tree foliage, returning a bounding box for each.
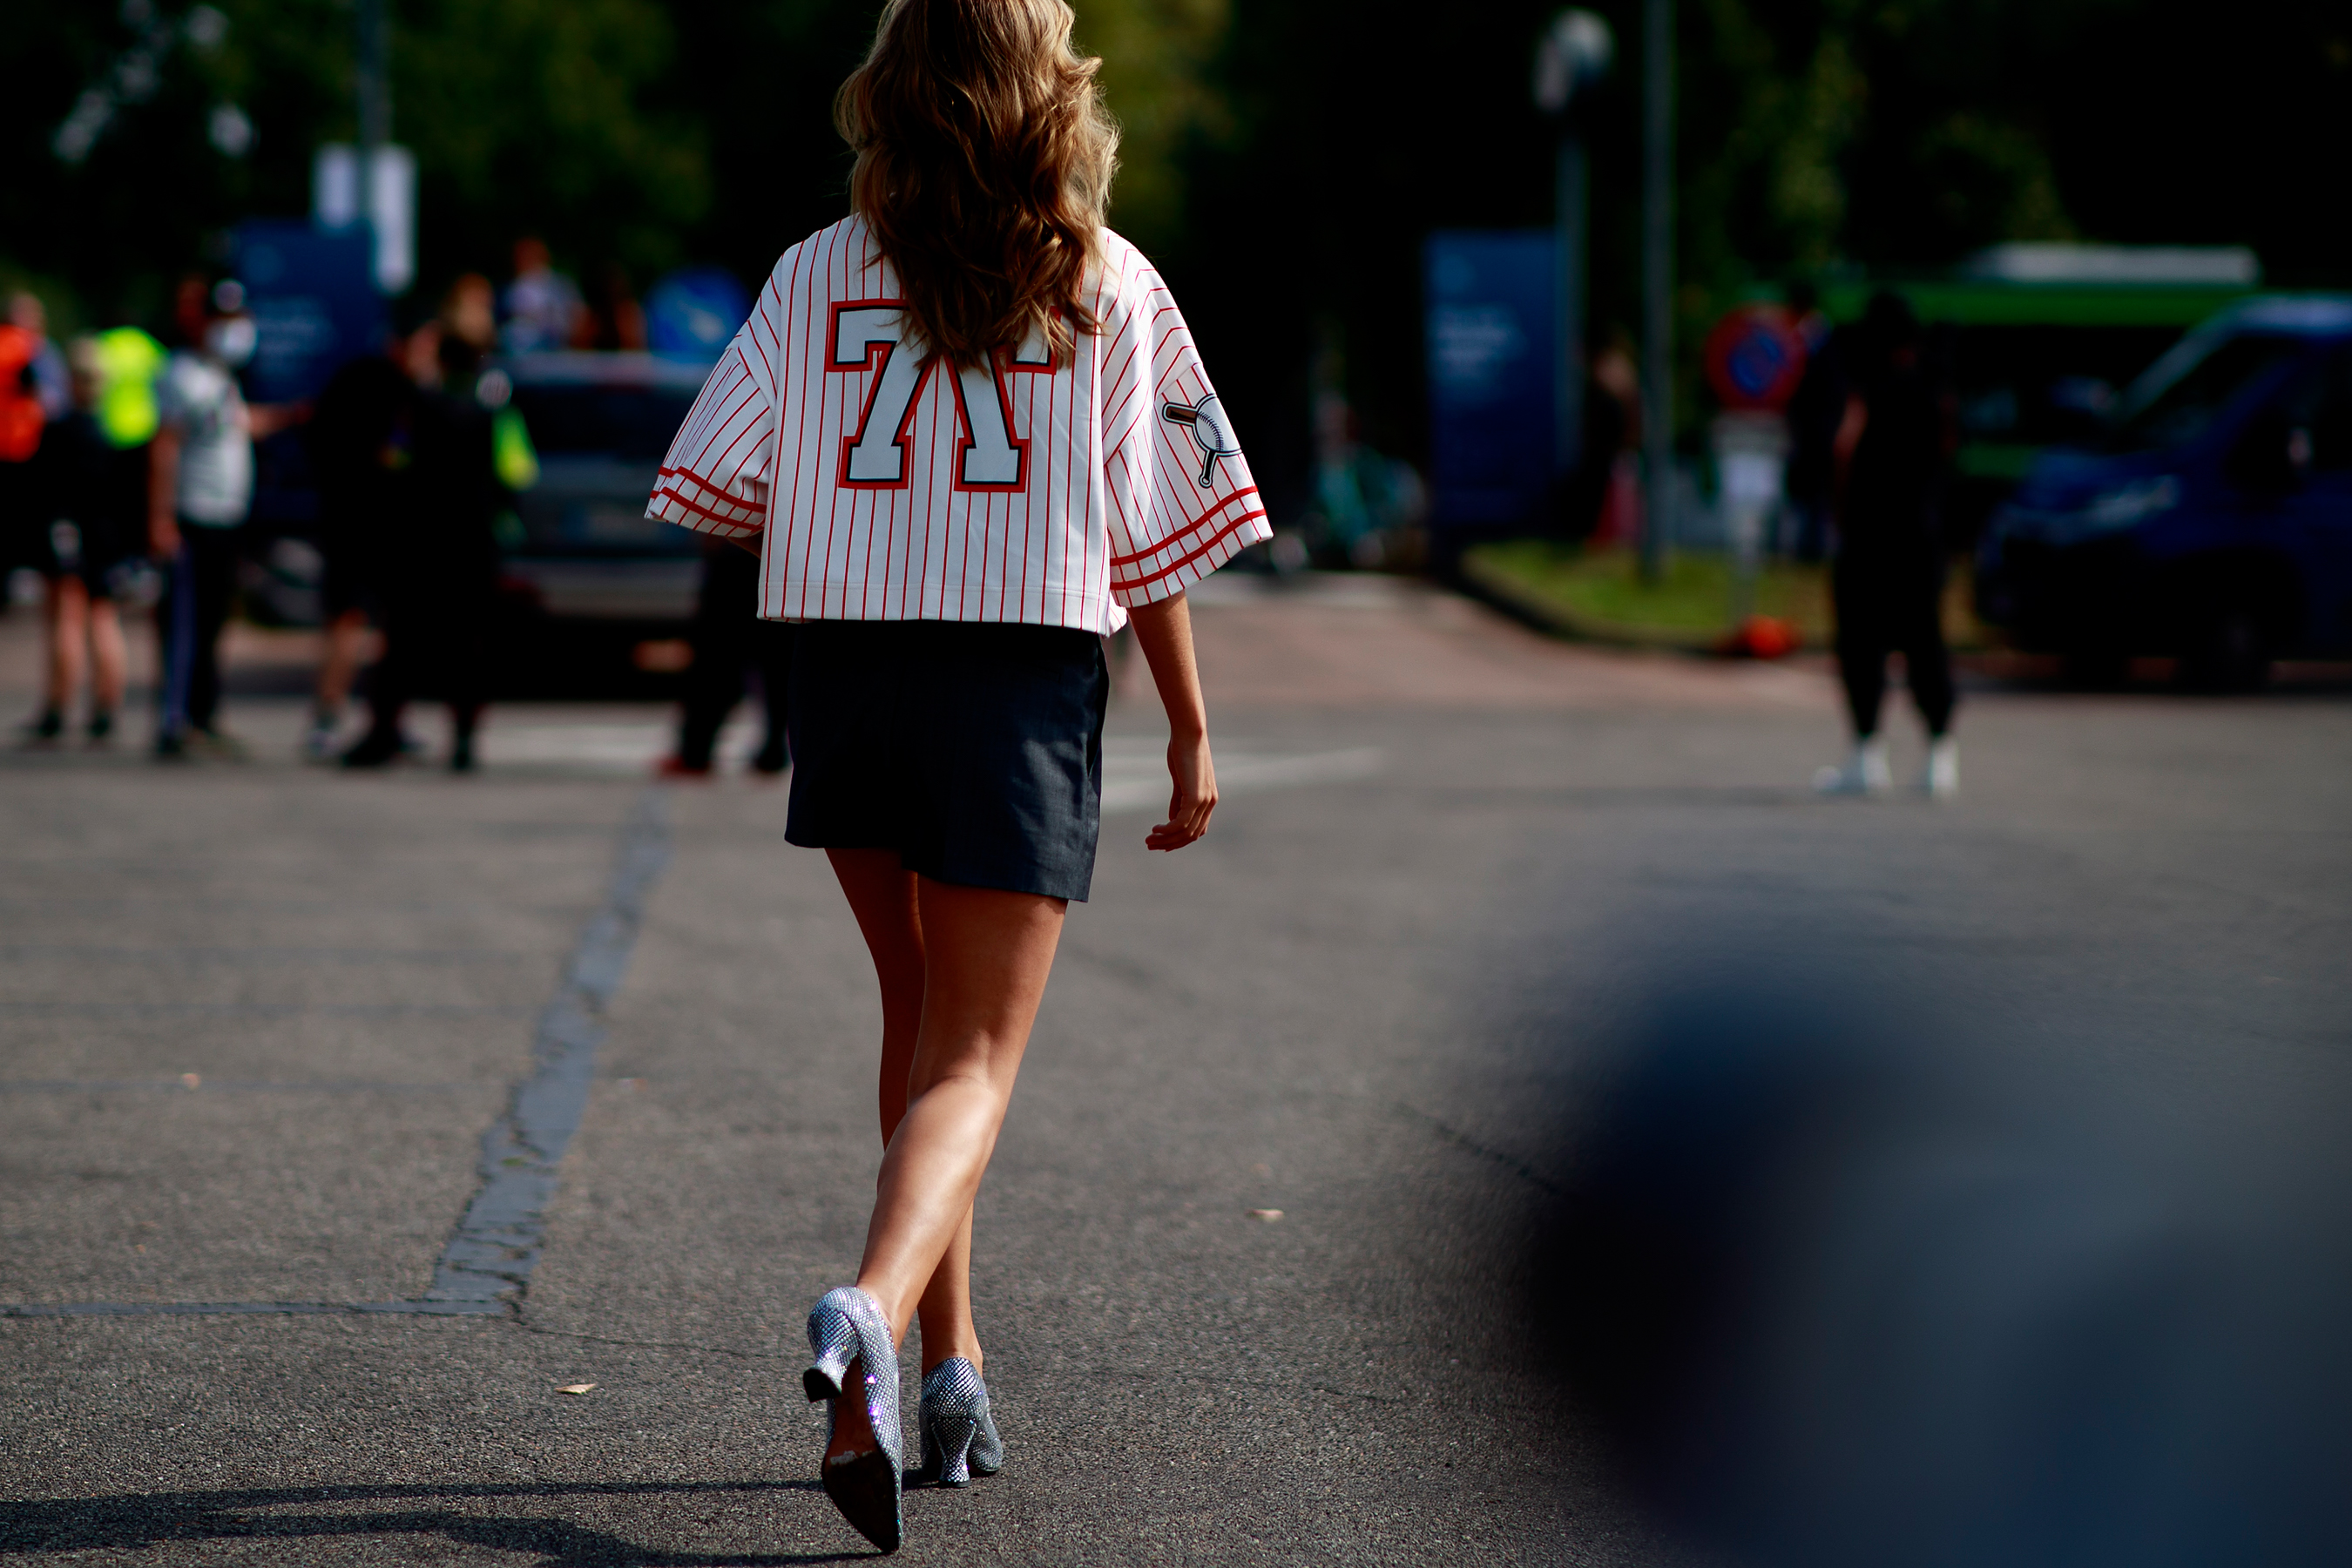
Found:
[1678,0,2084,296]
[392,0,709,284]
[0,2,313,327]
[1173,0,2346,476]
[1074,0,1233,254]
[5,0,2344,476]
[1,0,706,324]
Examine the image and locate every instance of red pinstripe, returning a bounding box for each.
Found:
[645,220,1267,632]
[1112,505,1269,589]
[1108,487,1262,567]
[651,481,758,531]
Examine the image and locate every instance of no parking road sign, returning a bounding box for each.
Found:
[1704,304,1808,412]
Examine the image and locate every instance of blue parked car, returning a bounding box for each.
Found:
[1975,296,2352,686]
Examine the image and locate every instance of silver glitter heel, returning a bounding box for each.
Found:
[804,1287,903,1553]
[916,1357,1004,1487]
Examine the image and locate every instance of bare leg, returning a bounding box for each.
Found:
[915,1213,979,1373]
[826,849,991,1375]
[87,598,126,714]
[853,875,1062,1347]
[44,576,88,715]
[316,607,369,713]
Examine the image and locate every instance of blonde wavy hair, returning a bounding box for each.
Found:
[835,0,1119,365]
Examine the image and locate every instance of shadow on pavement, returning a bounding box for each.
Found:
[0,1482,867,1565]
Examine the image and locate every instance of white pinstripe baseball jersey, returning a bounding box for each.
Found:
[646,216,1267,634]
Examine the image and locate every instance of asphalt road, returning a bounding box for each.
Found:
[2,574,2347,1565]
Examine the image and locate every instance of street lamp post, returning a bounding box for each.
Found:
[326,0,417,297]
[1640,0,1674,585]
[356,0,389,168]
[1533,11,1612,489]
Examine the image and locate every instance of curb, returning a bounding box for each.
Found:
[1452,551,1729,655]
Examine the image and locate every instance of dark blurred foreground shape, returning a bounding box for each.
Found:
[1531,945,2352,1568]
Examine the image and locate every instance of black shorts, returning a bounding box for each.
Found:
[787,620,1109,902]
[37,518,133,597]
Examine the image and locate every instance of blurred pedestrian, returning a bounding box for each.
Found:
[0,303,51,582]
[149,277,305,759]
[442,274,497,360]
[658,538,791,779]
[1558,330,1637,542]
[302,301,442,760]
[446,275,540,491]
[84,321,168,622]
[9,292,71,422]
[1815,291,1960,798]
[573,262,648,352]
[498,238,582,354]
[644,1,1263,1550]
[90,325,167,449]
[1586,333,1643,548]
[20,341,131,743]
[341,308,507,773]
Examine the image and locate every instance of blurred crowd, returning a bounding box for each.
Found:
[0,239,650,769]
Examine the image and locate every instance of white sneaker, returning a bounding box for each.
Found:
[1923,736,1959,799]
[1814,737,1892,796]
[301,710,342,763]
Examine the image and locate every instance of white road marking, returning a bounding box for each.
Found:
[476,721,1386,813]
[477,722,764,773]
[1099,742,1384,816]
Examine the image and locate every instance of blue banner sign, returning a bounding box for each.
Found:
[646,267,752,362]
[1425,230,1557,529]
[233,220,382,405]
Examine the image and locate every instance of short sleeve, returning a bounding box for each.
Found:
[1100,253,1270,607]
[646,260,788,541]
[152,356,191,429]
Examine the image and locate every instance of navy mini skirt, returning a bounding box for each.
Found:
[785,620,1110,902]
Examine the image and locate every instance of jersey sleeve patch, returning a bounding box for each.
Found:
[1103,266,1271,607]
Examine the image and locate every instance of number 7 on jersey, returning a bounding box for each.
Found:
[828,303,1049,492]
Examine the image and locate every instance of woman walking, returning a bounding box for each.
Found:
[646,0,1267,1551]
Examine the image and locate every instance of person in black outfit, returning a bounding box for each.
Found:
[659,537,793,778]
[304,312,438,760]
[23,343,135,742]
[341,329,504,772]
[1815,292,1960,797]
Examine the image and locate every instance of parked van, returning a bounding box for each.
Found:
[1973,296,2352,686]
[495,351,707,626]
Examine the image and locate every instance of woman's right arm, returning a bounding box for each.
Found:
[1125,591,1217,851]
